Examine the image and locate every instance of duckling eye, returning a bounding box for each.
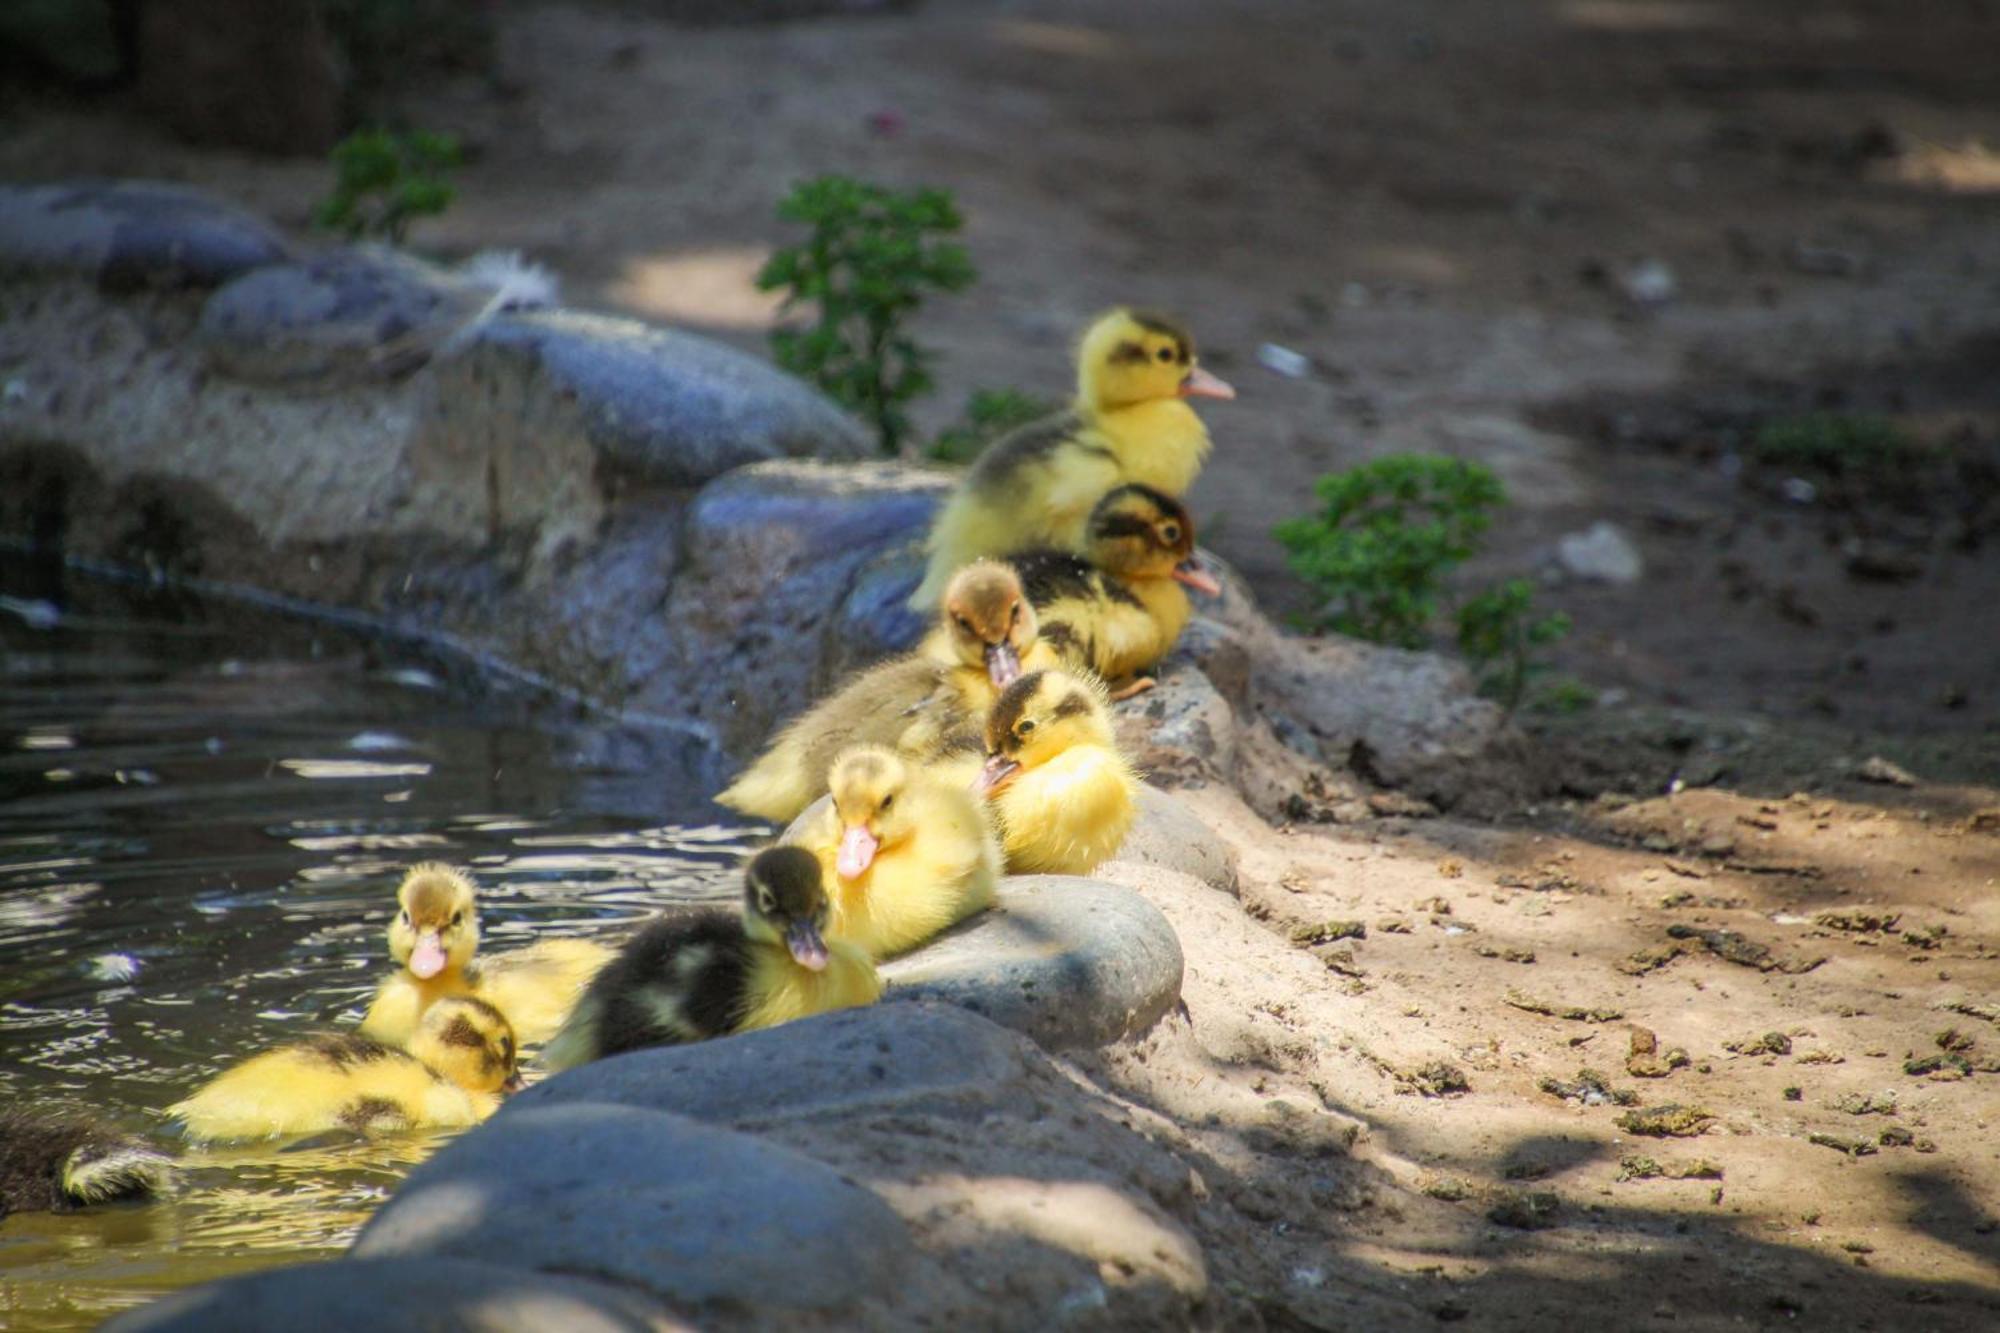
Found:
[954,615,974,635]
[399,909,410,925]
[880,793,895,812]
[1161,524,1182,544]
[450,911,463,927]
[1155,346,1173,363]
[1017,719,1037,736]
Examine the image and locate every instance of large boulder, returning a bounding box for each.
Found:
[352,1102,915,1317]
[0,181,292,290]
[102,1257,689,1333]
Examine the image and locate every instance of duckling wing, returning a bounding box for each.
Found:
[548,912,751,1066]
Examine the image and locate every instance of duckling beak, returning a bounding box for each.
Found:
[500,1070,524,1095]
[1171,558,1223,596]
[985,640,1022,688]
[976,753,1022,797]
[784,919,830,972]
[1179,366,1236,401]
[409,931,447,980]
[835,825,879,880]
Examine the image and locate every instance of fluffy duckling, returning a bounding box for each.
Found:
[170,995,519,1144]
[911,308,1234,608]
[0,1109,174,1218]
[541,847,879,1069]
[1008,484,1222,697]
[358,864,612,1048]
[974,669,1139,876]
[716,564,1056,824]
[800,744,1000,960]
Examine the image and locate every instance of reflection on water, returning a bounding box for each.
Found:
[0,566,759,1329]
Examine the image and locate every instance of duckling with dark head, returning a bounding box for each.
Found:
[912,308,1233,609]
[971,668,1139,876]
[540,846,880,1070]
[0,1109,174,1219]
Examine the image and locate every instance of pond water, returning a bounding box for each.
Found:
[0,563,760,1330]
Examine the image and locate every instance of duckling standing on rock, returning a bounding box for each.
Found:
[1007,484,1222,698]
[170,995,520,1144]
[911,308,1233,609]
[800,745,1000,959]
[540,847,879,1069]
[716,564,1056,825]
[973,669,1139,876]
[359,863,612,1048]
[0,1109,174,1218]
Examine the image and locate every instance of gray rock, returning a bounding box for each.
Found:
[353,1103,913,1314]
[1114,664,1239,788]
[1556,520,1644,584]
[880,876,1184,1049]
[0,181,292,291]
[467,311,873,487]
[195,248,485,385]
[103,1257,686,1333]
[1105,784,1238,892]
[513,1001,1035,1124]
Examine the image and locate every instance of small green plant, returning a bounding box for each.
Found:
[1533,676,1599,716]
[1456,579,1573,713]
[928,388,1053,464]
[1274,455,1505,649]
[1749,414,1917,474]
[314,128,461,244]
[757,176,976,454]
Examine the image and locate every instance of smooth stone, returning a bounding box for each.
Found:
[510,1000,1034,1124]
[103,1257,686,1333]
[466,311,873,488]
[352,1103,912,1314]
[0,180,292,291]
[1556,519,1644,584]
[879,876,1184,1049]
[1104,784,1238,892]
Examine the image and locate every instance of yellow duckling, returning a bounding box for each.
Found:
[716,563,1055,824]
[974,669,1139,876]
[170,995,519,1144]
[800,744,999,960]
[1008,484,1222,697]
[1,1109,174,1217]
[541,846,879,1069]
[911,308,1234,608]
[358,863,612,1048]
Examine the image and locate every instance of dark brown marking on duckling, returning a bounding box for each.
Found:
[296,1033,397,1072]
[337,1097,409,1135]
[1053,691,1093,721]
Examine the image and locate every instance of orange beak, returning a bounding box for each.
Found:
[1179,366,1236,401]
[1171,559,1223,596]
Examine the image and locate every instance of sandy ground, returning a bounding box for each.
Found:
[5,1,2000,1325]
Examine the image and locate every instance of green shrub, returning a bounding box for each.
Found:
[928,388,1053,464]
[757,176,976,454]
[314,128,461,243]
[1274,455,1504,649]
[1456,579,1573,713]
[1749,414,1917,473]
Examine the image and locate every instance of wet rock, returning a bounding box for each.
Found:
[0,181,291,291]
[1104,784,1239,892]
[352,1103,914,1315]
[469,313,872,488]
[511,1001,1035,1124]
[102,1257,686,1333]
[1556,521,1644,584]
[880,876,1185,1049]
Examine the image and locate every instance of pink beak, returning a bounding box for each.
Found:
[1179,366,1236,401]
[986,641,1022,689]
[409,932,447,980]
[976,754,1022,797]
[1171,559,1223,596]
[836,825,879,880]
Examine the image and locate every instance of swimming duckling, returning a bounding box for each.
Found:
[0,1109,174,1219]
[911,308,1233,608]
[540,846,879,1069]
[801,744,1000,959]
[716,564,1056,824]
[170,995,519,1144]
[1007,484,1222,697]
[358,863,612,1048]
[974,669,1139,876]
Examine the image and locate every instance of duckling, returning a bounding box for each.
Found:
[1007,484,1223,697]
[170,995,519,1144]
[541,846,879,1069]
[974,669,1139,876]
[358,863,612,1048]
[715,563,1056,824]
[0,1108,174,1219]
[800,744,1000,959]
[911,308,1234,608]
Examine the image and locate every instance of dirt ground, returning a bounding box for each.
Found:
[5,0,2000,1326]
